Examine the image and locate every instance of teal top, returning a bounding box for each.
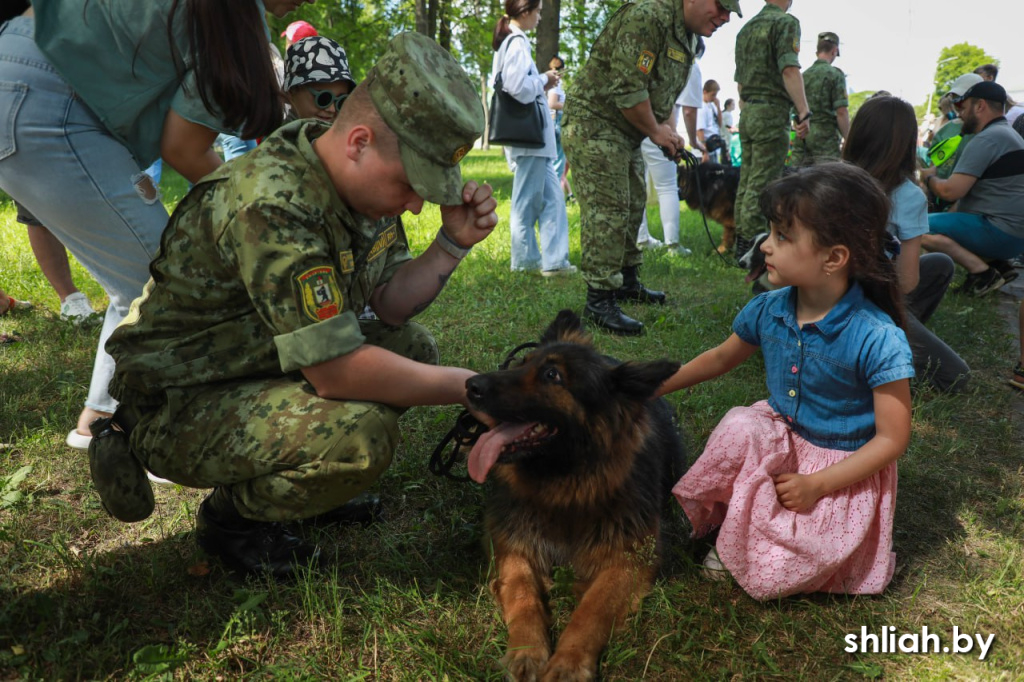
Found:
[33,0,266,166]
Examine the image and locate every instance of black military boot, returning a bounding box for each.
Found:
[195,487,321,580]
[617,265,667,305]
[300,493,383,527]
[585,287,644,336]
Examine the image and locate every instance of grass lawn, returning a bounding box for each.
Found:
[1,148,1023,680]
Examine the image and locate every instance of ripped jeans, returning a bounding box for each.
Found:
[0,17,167,414]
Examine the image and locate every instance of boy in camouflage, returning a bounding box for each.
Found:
[789,31,849,166]
[99,33,498,579]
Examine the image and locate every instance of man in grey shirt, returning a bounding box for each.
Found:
[922,81,1024,296]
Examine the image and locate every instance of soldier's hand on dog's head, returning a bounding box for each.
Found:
[439,181,499,248]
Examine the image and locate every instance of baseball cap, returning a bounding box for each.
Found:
[284,37,357,92]
[719,0,742,17]
[281,20,318,45]
[365,32,484,206]
[818,31,839,56]
[955,80,1008,106]
[947,73,983,97]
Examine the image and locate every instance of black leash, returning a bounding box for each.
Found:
[661,146,739,269]
[427,341,539,482]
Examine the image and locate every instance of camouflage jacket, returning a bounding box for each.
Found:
[802,58,847,126]
[564,0,699,145]
[107,120,412,398]
[734,3,801,105]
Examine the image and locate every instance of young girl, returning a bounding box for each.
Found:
[843,95,969,393]
[659,163,915,600]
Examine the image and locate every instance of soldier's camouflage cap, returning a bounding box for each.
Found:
[818,31,840,56]
[366,32,484,205]
[720,0,742,17]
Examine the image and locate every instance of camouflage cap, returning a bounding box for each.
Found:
[720,0,742,17]
[365,32,484,205]
[818,31,839,56]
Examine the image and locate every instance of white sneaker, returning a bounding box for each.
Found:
[637,237,664,250]
[664,243,692,257]
[60,292,97,323]
[66,429,92,450]
[702,547,729,581]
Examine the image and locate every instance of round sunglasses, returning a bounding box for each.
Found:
[308,87,349,111]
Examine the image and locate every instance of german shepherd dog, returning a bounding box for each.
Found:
[677,161,740,255]
[465,310,684,681]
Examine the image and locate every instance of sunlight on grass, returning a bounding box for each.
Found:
[1,149,1023,679]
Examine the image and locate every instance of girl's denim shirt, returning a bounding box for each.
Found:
[733,283,914,451]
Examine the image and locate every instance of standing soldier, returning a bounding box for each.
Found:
[790,31,849,166]
[733,0,811,262]
[563,0,742,336]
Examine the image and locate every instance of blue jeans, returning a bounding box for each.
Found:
[0,17,167,413]
[508,154,570,271]
[928,211,1024,260]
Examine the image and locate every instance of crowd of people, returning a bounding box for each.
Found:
[2,0,1024,609]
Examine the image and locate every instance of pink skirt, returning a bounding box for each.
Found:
[674,401,897,600]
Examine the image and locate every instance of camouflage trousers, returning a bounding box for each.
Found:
[562,121,645,290]
[735,103,792,241]
[125,320,439,522]
[789,122,841,167]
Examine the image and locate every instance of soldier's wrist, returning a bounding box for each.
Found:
[435,227,472,260]
[794,110,813,124]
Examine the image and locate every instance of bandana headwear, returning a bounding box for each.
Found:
[284,37,356,92]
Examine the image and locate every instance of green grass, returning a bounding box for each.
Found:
[2,149,1023,680]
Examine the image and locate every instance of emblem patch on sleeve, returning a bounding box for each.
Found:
[636,50,656,74]
[296,266,343,322]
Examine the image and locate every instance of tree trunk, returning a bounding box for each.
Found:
[481,74,491,150]
[414,0,429,36]
[438,0,452,52]
[535,0,561,71]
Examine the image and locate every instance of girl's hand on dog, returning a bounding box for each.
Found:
[772,472,823,512]
[439,181,499,248]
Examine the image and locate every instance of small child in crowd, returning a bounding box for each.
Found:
[283,36,357,123]
[658,163,915,600]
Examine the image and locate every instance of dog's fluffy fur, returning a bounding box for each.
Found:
[677,161,740,254]
[465,310,685,681]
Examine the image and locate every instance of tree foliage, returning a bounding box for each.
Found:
[930,42,997,112]
[266,0,621,89]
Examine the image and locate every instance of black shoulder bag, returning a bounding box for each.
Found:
[488,36,546,149]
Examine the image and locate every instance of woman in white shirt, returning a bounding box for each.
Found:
[491,0,574,275]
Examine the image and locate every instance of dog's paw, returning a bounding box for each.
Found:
[539,650,596,682]
[501,646,550,682]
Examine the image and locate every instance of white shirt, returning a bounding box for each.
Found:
[490,26,555,159]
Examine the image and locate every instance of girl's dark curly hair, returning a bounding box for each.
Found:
[759,162,905,328]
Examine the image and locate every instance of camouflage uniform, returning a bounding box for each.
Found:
[734,2,802,242]
[790,58,847,165]
[106,120,438,522]
[562,0,699,290]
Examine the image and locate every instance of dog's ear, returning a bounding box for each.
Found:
[610,360,681,402]
[541,309,589,345]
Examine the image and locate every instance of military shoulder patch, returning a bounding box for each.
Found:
[296,265,343,322]
[636,50,656,75]
[793,38,800,53]
[366,223,398,263]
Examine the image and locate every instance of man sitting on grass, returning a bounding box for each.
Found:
[98,33,497,580]
[921,81,1024,297]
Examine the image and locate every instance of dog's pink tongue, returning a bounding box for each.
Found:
[467,422,533,483]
